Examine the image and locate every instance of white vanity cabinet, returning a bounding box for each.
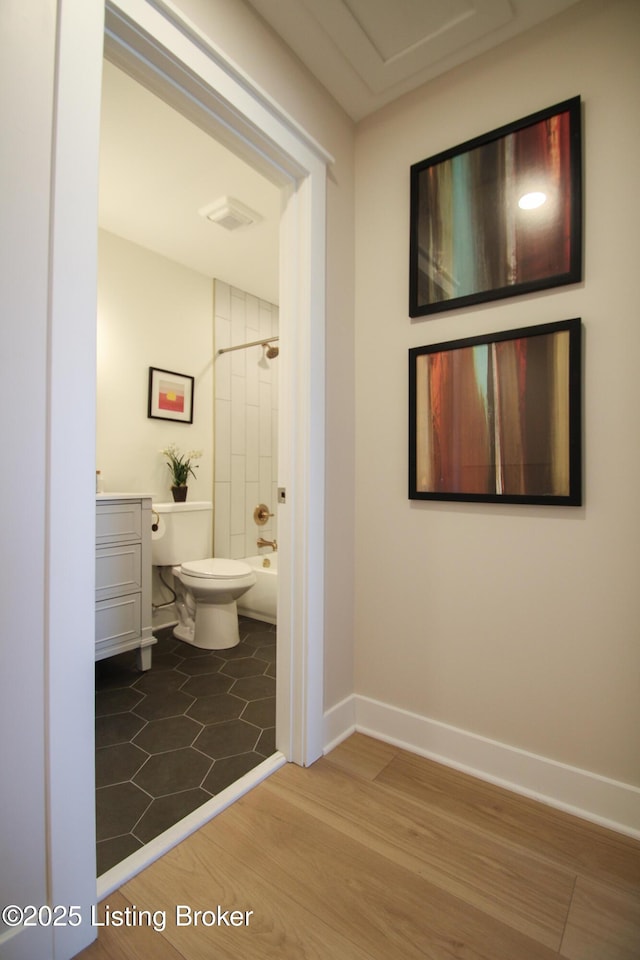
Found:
[95,495,156,670]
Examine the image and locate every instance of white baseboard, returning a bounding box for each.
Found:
[324,694,640,839]
[323,694,357,754]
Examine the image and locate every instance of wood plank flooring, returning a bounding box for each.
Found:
[75,733,640,960]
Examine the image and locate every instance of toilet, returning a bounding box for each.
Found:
[151,501,256,650]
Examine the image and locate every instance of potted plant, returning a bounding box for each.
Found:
[161,444,202,501]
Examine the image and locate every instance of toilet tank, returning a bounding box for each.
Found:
[151,501,213,566]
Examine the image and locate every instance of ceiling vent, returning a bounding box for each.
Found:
[198,196,263,231]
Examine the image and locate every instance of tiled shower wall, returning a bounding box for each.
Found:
[214,280,278,560]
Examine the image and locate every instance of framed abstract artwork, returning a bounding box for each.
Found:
[409,319,582,505]
[409,97,582,317]
[148,367,194,423]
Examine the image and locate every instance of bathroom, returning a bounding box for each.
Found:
[95,61,280,875]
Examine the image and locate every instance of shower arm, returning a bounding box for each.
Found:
[216,335,279,357]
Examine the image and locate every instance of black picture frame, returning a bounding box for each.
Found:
[409,97,582,317]
[147,367,194,423]
[409,319,582,505]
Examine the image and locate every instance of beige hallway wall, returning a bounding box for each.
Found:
[354,0,640,789]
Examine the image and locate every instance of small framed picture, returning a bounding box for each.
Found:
[409,319,582,506]
[409,97,582,316]
[148,367,194,423]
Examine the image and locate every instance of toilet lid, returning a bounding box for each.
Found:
[181,558,252,580]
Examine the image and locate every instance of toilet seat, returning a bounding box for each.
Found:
[181,558,252,580]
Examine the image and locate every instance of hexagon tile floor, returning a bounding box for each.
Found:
[95,617,276,876]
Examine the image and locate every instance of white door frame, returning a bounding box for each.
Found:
[38,2,329,958]
[103,0,330,765]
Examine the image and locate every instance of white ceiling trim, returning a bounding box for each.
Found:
[305,0,513,94]
[245,0,583,121]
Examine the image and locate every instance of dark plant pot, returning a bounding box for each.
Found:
[171,485,188,502]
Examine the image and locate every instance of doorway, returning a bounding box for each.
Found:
[96,61,282,872]
[90,0,328,897]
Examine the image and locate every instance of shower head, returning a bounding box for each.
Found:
[265,344,279,359]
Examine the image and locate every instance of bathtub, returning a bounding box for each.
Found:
[237,554,277,624]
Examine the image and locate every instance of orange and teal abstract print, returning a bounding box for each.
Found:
[414,109,573,308]
[414,329,571,498]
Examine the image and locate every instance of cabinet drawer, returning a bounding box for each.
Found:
[96,501,142,545]
[95,594,141,646]
[96,544,142,602]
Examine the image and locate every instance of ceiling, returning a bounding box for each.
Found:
[244,0,581,121]
[99,0,581,303]
[99,60,282,304]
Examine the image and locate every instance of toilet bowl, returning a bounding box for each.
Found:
[172,558,256,650]
[151,501,255,650]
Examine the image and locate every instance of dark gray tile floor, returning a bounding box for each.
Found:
[95,617,276,876]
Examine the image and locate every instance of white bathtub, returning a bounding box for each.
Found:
[237,554,277,624]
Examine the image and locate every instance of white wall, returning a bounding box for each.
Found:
[97,229,214,501]
[1,1,103,956]
[0,4,55,955]
[214,280,279,560]
[354,0,640,814]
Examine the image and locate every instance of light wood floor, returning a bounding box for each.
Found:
[76,733,640,960]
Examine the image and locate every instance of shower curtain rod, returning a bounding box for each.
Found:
[216,335,279,357]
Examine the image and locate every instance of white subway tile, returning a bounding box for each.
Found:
[245,347,259,405]
[259,456,272,506]
[214,482,230,557]
[230,534,245,560]
[245,404,259,481]
[215,318,232,400]
[259,384,272,457]
[215,398,231,482]
[245,294,259,336]
[214,280,230,320]
[230,375,246,455]
[259,301,271,339]
[245,481,260,553]
[230,455,246,534]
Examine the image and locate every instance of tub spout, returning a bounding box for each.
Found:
[257,537,277,552]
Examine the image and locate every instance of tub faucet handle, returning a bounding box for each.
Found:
[254,503,274,526]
